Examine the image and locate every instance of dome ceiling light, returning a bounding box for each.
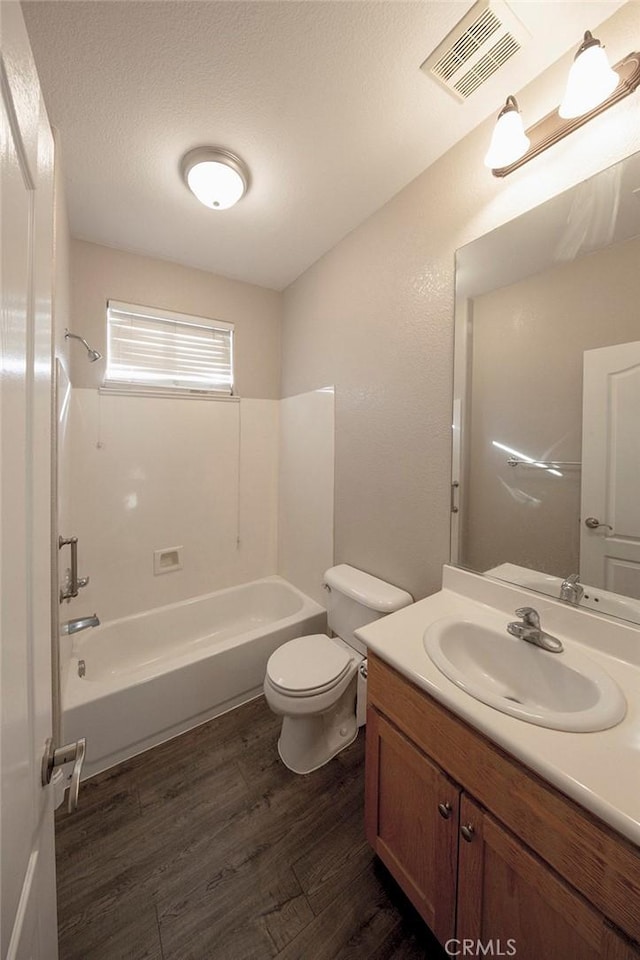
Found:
[181,147,249,210]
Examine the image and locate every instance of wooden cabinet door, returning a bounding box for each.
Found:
[365,707,459,944]
[603,924,640,960]
[456,794,637,960]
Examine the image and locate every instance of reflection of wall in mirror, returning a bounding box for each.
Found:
[463,234,640,579]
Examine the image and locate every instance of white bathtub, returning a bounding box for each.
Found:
[63,577,326,778]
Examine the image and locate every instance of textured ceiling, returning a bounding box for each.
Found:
[23,0,626,289]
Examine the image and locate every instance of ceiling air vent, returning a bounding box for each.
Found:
[420,0,529,102]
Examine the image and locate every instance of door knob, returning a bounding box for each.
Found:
[438,801,453,819]
[584,517,613,531]
[42,737,86,813]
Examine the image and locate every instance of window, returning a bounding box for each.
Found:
[105,300,234,395]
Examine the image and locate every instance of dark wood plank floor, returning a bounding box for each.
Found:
[55,696,447,960]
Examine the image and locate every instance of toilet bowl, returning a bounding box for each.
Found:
[263,565,413,774]
[264,634,362,774]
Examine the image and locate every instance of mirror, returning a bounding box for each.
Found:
[452,151,640,626]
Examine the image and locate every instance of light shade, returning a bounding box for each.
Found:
[559,32,619,119]
[484,96,530,170]
[181,147,249,210]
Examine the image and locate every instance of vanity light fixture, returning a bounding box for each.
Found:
[483,96,530,170]
[486,36,640,177]
[559,31,619,119]
[181,147,249,210]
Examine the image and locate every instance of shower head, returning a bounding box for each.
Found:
[64,329,102,362]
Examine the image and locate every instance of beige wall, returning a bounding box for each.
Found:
[465,236,640,578]
[70,240,282,398]
[281,4,640,602]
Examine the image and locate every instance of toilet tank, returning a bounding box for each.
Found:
[323,564,413,655]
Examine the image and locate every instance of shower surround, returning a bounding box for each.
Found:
[61,385,334,772]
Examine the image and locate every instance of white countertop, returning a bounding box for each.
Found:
[356,565,640,847]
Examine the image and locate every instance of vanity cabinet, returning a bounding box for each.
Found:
[365,707,459,943]
[365,653,640,959]
[456,795,639,960]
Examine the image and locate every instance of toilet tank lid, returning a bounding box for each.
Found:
[323,564,413,613]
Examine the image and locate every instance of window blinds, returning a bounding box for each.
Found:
[106,300,234,394]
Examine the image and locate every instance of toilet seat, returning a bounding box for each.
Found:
[266,634,353,697]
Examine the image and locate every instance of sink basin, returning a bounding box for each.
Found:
[424,617,626,732]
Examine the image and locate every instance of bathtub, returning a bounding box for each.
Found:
[63,577,326,778]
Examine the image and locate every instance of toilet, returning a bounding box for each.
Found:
[263,564,413,774]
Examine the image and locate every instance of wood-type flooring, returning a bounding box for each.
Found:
[55,696,446,960]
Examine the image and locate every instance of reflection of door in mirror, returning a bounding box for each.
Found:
[581,342,640,600]
[462,236,639,577]
[453,152,640,627]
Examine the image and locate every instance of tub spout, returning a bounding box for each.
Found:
[62,614,100,636]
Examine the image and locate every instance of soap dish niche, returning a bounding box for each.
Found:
[153,546,183,575]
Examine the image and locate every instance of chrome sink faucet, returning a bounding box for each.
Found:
[560,573,584,605]
[507,607,563,653]
[62,614,100,636]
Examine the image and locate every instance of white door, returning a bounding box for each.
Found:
[1,3,58,957]
[581,341,640,599]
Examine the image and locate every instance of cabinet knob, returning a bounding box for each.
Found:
[461,823,475,842]
[438,801,453,820]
